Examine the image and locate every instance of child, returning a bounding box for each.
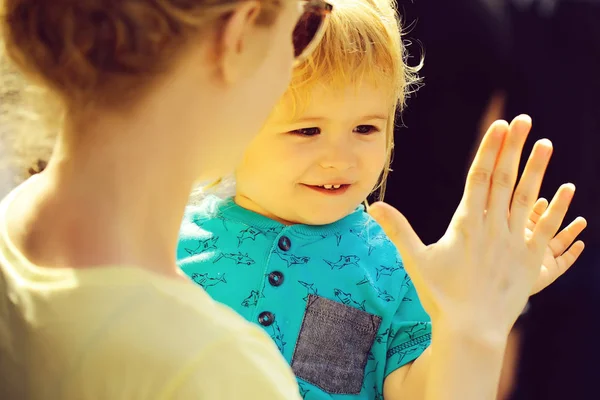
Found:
[180,1,420,397]
[177,0,585,398]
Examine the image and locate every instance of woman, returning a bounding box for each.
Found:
[0,0,332,398]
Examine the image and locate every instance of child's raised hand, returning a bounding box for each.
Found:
[368,115,584,338]
[526,198,587,295]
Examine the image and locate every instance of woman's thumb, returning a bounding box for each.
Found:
[368,202,424,261]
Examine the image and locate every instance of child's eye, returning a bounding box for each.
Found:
[290,127,321,136]
[354,125,380,135]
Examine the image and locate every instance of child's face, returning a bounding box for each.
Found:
[235,82,391,225]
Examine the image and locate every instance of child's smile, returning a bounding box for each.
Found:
[301,182,351,195]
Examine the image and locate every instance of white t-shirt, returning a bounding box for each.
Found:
[0,180,301,399]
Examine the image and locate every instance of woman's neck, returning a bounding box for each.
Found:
[6,117,198,277]
[5,53,228,276]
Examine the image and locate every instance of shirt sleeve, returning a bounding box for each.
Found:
[165,332,302,400]
[384,275,432,377]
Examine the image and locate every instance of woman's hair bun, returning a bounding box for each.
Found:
[2,0,201,106]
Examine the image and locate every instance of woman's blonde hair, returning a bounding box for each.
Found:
[0,0,282,183]
[286,0,421,201]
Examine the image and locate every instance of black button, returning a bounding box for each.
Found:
[278,236,291,251]
[268,271,284,287]
[258,311,275,327]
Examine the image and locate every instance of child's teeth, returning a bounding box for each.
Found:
[319,184,344,190]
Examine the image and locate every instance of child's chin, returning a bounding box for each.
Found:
[301,209,352,226]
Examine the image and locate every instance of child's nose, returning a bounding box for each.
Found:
[318,141,356,171]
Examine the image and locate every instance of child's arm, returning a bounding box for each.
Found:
[383,327,513,400]
[369,116,585,400]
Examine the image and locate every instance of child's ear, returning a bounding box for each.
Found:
[215,1,265,85]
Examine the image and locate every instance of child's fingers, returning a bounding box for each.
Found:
[530,184,575,249]
[548,217,587,258]
[508,139,553,233]
[525,198,549,232]
[556,241,585,272]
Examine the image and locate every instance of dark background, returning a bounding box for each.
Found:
[388,0,599,398]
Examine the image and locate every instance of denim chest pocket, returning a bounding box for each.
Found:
[291,295,382,394]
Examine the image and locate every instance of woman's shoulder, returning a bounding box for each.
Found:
[62,270,273,367]
[100,275,293,396]
[0,263,281,398]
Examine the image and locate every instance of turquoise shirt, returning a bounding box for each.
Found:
[177,196,431,399]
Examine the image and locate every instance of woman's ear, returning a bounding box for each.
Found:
[215,1,266,85]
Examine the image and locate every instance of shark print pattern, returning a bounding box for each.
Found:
[384,324,431,366]
[304,232,344,248]
[270,320,286,354]
[323,232,343,246]
[324,255,360,270]
[276,251,310,268]
[365,233,389,256]
[349,227,366,240]
[401,274,412,289]
[363,361,378,389]
[298,281,319,301]
[192,212,230,231]
[264,227,282,236]
[184,236,219,256]
[406,322,429,340]
[374,286,395,303]
[176,196,432,400]
[237,227,263,245]
[241,290,263,307]
[333,288,366,311]
[356,275,373,286]
[372,384,384,400]
[375,259,404,280]
[190,273,226,289]
[334,232,343,246]
[236,226,274,246]
[356,276,394,302]
[213,251,255,265]
[349,228,388,256]
[375,327,396,344]
[298,382,310,398]
[387,331,432,366]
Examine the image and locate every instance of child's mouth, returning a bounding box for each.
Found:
[304,184,351,195]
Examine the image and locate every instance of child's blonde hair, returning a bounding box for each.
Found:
[286,0,420,200]
[196,0,420,203]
